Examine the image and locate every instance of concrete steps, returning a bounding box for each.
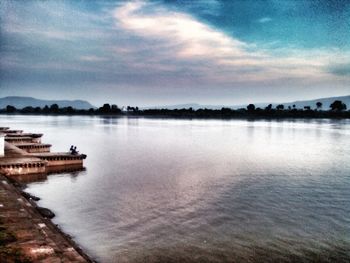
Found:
[0,128,86,177]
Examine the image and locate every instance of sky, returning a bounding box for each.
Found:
[0,0,349,107]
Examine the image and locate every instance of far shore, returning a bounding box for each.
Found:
[1,100,349,119]
[0,111,349,119]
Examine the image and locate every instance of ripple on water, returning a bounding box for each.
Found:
[4,116,349,263]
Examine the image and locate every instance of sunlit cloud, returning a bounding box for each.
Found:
[114,2,247,58]
[112,1,349,84]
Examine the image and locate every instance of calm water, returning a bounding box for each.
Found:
[1,116,350,262]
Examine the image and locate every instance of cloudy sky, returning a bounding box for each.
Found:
[1,0,349,107]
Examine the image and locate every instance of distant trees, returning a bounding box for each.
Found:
[95,103,123,114]
[43,105,50,113]
[1,103,119,115]
[111,104,120,113]
[276,104,284,110]
[247,104,256,111]
[125,106,140,113]
[22,106,34,113]
[50,104,59,113]
[6,105,16,113]
[330,100,347,111]
[316,102,322,110]
[0,101,349,119]
[66,106,74,114]
[265,104,272,110]
[99,103,111,113]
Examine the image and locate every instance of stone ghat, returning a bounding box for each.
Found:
[30,152,87,167]
[2,129,23,134]
[3,129,43,143]
[5,136,40,144]
[6,133,43,138]
[0,127,87,177]
[0,174,93,262]
[0,157,46,176]
[15,143,51,153]
[0,128,93,262]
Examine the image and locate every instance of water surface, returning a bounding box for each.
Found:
[1,116,350,262]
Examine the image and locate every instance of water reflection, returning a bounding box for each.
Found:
[12,166,86,183]
[12,173,48,184]
[1,116,349,263]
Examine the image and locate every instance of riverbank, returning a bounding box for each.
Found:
[0,174,95,262]
[1,107,350,119]
[0,127,93,262]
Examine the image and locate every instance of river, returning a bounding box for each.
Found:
[1,115,349,262]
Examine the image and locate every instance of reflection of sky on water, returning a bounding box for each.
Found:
[0,115,349,262]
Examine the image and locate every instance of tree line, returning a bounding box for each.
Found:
[1,100,348,118]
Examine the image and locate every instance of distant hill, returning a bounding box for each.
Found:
[147,95,350,110]
[0,96,95,110]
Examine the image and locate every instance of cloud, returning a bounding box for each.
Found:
[3,25,76,40]
[257,17,272,23]
[114,2,246,56]
[328,63,350,76]
[1,0,349,105]
[80,55,109,62]
[112,1,348,84]
[0,0,111,42]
